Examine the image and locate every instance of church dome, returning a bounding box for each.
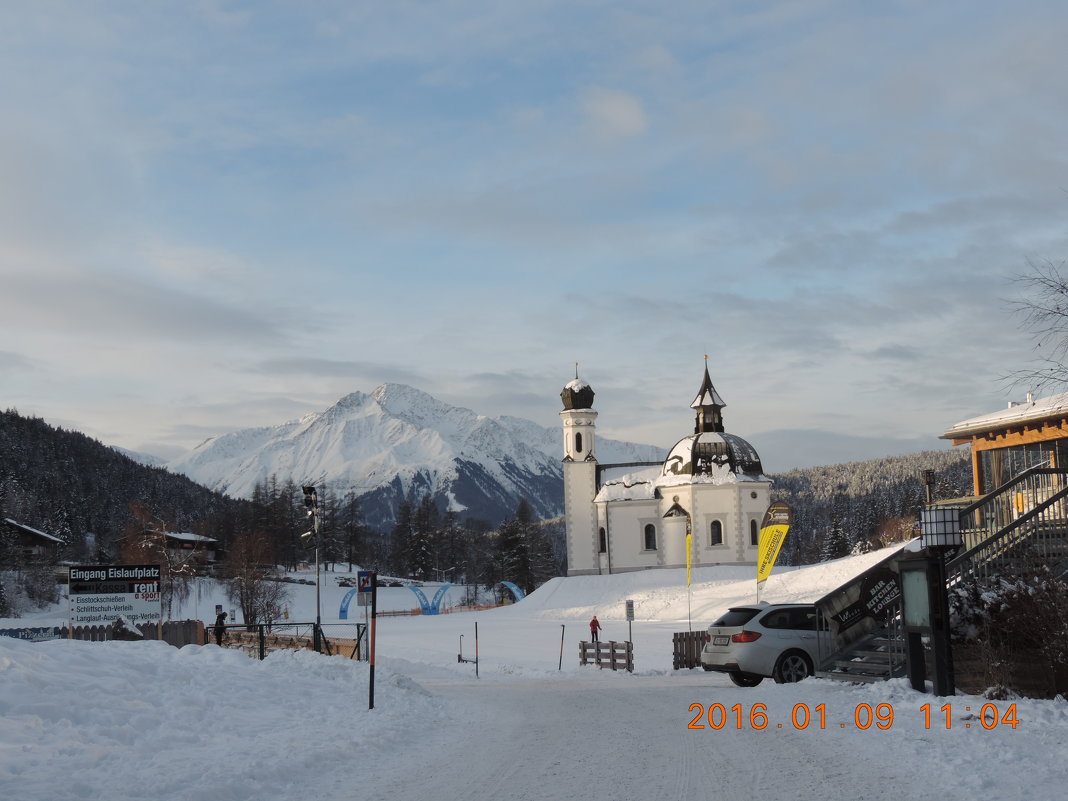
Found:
[662,432,764,478]
[561,378,595,410]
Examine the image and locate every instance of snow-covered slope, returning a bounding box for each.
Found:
[167,383,664,529]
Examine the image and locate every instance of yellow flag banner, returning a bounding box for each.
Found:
[686,530,693,586]
[756,502,793,590]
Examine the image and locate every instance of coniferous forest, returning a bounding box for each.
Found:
[2,408,970,614]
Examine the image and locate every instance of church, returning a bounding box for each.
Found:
[560,366,772,576]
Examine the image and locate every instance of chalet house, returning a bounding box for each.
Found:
[2,518,63,561]
[941,391,1068,496]
[164,531,219,567]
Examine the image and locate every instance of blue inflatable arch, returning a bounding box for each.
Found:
[340,582,459,617]
[499,581,526,603]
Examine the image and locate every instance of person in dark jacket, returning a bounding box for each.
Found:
[589,615,601,643]
[214,611,227,646]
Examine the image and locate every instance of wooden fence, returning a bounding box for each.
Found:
[672,631,706,670]
[580,640,633,672]
[68,619,204,648]
[223,627,361,660]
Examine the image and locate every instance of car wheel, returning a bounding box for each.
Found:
[729,672,763,687]
[772,650,813,684]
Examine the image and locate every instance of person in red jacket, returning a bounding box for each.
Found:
[589,615,601,643]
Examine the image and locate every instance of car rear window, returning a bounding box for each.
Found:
[711,608,761,627]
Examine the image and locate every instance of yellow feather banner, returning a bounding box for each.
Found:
[686,530,693,586]
[757,502,793,593]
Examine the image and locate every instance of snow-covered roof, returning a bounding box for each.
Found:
[561,377,595,411]
[165,531,218,544]
[661,432,764,478]
[3,518,63,543]
[690,366,726,409]
[942,391,1068,439]
[595,465,661,502]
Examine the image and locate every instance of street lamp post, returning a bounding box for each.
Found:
[918,505,964,696]
[301,486,321,652]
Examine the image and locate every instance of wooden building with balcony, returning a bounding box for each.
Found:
[941,392,1068,497]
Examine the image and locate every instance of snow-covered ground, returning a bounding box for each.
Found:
[2,548,1066,801]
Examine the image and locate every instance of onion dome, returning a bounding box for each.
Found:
[662,432,764,478]
[561,377,595,410]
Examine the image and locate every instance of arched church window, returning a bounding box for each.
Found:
[575,432,583,454]
[710,520,723,546]
[643,524,657,551]
[598,527,607,553]
[750,519,759,546]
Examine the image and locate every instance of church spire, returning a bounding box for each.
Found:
[690,357,726,434]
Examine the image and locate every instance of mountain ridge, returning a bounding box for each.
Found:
[166,383,666,529]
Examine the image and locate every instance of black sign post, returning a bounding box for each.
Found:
[368,572,377,710]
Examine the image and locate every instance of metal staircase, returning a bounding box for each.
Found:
[818,602,907,682]
[814,466,1068,683]
[947,466,1068,584]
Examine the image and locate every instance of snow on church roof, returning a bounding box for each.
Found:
[593,455,766,503]
[594,465,661,502]
[690,366,725,409]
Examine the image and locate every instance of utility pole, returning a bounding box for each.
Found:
[301,485,321,652]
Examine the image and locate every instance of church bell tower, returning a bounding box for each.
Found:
[560,372,599,575]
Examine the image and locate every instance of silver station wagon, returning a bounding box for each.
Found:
[700,603,832,687]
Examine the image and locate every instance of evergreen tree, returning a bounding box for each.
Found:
[496,499,534,591]
[338,491,367,570]
[526,520,557,591]
[409,496,438,580]
[390,501,413,575]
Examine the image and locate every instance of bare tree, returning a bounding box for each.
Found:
[224,530,289,626]
[119,501,194,619]
[1010,259,1068,393]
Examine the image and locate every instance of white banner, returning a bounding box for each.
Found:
[68,565,162,626]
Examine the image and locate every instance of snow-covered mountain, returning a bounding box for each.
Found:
[167,383,665,530]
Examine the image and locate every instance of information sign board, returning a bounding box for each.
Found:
[68,565,163,626]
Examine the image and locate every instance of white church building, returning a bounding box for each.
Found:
[560,367,772,576]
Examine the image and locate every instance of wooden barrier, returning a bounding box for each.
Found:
[68,620,204,647]
[580,640,633,672]
[672,631,706,670]
[222,627,362,660]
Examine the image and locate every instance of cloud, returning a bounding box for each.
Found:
[581,87,648,138]
[0,268,290,344]
[247,358,426,385]
[635,44,682,74]
[0,351,33,372]
[868,344,922,362]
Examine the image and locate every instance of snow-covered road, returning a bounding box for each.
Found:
[362,666,1056,801]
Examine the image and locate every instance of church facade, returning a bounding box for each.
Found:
[560,367,772,576]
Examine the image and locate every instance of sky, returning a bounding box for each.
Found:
[4,1,1068,472]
